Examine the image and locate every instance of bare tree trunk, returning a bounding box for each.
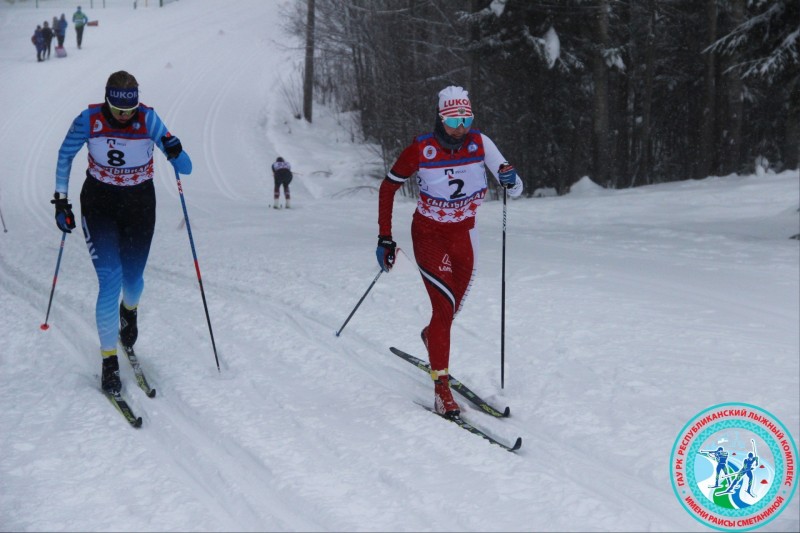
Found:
[618,0,634,187]
[721,0,744,174]
[787,75,800,170]
[303,0,316,123]
[469,0,481,102]
[591,0,611,186]
[697,0,717,178]
[638,0,656,186]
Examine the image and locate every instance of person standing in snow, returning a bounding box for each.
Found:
[41,21,54,59]
[32,25,45,62]
[51,70,192,394]
[56,14,68,48]
[271,156,293,209]
[72,6,88,49]
[375,85,523,417]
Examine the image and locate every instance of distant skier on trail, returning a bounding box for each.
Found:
[375,85,523,417]
[51,70,193,395]
[271,156,292,209]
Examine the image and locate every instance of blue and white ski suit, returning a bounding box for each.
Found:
[55,103,189,353]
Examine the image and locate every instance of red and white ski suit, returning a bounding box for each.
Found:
[378,129,522,372]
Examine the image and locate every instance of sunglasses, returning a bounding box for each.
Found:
[440,115,474,128]
[106,98,138,115]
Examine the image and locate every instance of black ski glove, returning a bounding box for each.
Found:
[161,135,183,160]
[376,235,396,272]
[51,193,75,233]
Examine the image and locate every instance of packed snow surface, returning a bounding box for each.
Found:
[0,1,797,531]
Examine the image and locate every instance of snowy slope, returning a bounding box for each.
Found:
[0,1,798,531]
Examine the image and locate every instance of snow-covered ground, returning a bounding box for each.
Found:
[0,1,798,531]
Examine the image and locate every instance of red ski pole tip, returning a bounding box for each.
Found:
[40,324,49,330]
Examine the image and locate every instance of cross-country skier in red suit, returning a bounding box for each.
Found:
[376,86,523,417]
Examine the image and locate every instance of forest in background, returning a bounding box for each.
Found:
[287,0,798,196]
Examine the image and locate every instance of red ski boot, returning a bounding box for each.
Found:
[433,371,460,418]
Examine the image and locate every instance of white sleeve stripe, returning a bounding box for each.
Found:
[386,171,406,183]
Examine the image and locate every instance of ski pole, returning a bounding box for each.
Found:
[0,201,7,233]
[174,168,221,372]
[335,269,382,337]
[40,232,67,331]
[501,187,507,389]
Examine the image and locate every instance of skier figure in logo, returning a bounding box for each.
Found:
[722,452,759,497]
[700,446,729,488]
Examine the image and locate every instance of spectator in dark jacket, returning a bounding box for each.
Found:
[56,14,68,47]
[31,25,45,62]
[42,21,54,59]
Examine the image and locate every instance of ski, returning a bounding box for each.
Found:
[390,347,510,417]
[103,390,143,428]
[121,345,156,398]
[418,403,521,452]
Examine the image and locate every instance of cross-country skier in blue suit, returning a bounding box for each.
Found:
[52,70,192,394]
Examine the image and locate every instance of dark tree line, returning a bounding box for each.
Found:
[289,0,798,196]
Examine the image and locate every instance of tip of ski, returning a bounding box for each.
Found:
[121,344,157,398]
[391,346,512,418]
[416,402,521,453]
[447,413,521,453]
[103,390,143,428]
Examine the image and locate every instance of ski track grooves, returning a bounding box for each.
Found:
[0,245,98,366]
[145,261,335,338]
[144,391,323,531]
[202,62,248,202]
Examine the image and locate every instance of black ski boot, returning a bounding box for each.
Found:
[119,302,138,348]
[102,355,121,394]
